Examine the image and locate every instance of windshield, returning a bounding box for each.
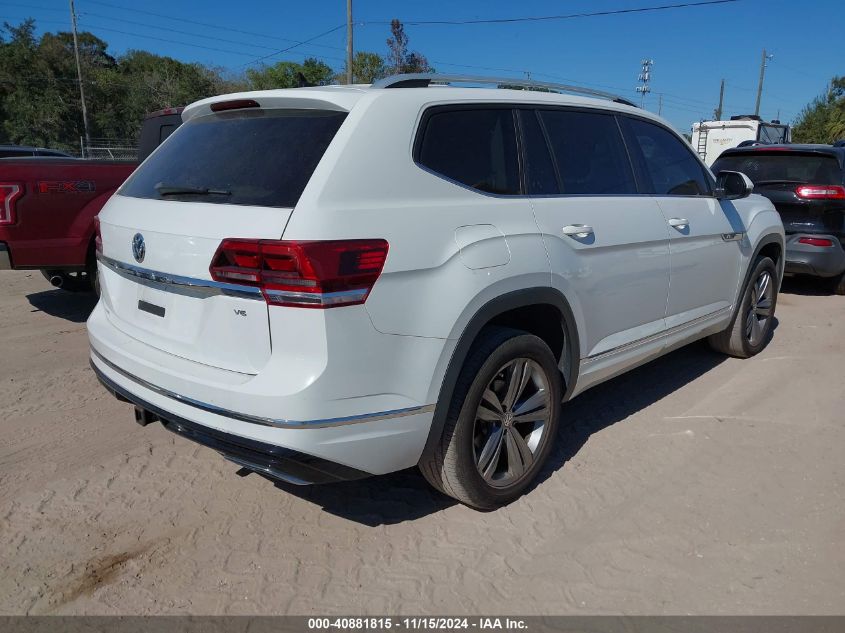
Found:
[757,125,788,144]
[120,108,347,208]
[712,153,841,185]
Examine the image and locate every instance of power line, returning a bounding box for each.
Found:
[77,20,343,62]
[238,24,347,69]
[361,0,741,26]
[77,10,287,53]
[80,0,347,52]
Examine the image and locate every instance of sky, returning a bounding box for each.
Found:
[2,0,842,133]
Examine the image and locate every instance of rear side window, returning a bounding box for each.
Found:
[538,109,637,195]
[120,108,347,208]
[417,108,520,195]
[712,153,842,185]
[623,118,711,196]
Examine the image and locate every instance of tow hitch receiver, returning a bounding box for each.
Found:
[134,406,159,426]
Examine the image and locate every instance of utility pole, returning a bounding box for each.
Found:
[69,0,91,154]
[657,94,663,116]
[346,0,353,85]
[754,48,773,117]
[635,59,653,109]
[714,78,725,120]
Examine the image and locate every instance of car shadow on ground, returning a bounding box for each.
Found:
[780,275,836,296]
[26,289,97,323]
[270,340,736,525]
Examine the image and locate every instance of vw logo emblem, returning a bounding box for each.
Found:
[132,233,146,263]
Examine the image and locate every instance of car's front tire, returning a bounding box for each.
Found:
[708,256,778,358]
[420,327,562,510]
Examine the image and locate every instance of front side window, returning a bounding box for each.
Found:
[416,108,520,195]
[538,109,637,195]
[623,117,711,196]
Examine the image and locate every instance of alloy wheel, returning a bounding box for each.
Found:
[746,270,774,346]
[473,358,552,488]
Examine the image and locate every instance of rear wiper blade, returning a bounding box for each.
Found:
[155,182,231,196]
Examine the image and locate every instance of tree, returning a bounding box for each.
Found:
[385,19,434,75]
[246,58,333,90]
[0,19,236,150]
[386,19,408,74]
[337,51,386,84]
[792,77,845,144]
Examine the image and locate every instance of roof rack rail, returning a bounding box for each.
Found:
[371,73,638,108]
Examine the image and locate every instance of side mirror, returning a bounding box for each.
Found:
[715,170,754,200]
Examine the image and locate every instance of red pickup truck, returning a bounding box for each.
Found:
[0,108,182,291]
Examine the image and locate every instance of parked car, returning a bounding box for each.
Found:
[0,144,73,159]
[88,75,785,509]
[712,144,845,294]
[0,111,183,291]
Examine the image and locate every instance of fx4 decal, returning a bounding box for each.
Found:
[37,180,96,194]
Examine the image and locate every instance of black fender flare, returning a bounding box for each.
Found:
[419,287,580,461]
[744,232,786,293]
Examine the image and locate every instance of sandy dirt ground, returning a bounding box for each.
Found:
[0,269,843,615]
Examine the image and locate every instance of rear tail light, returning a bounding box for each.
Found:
[0,183,23,225]
[797,237,834,247]
[209,239,389,308]
[94,216,103,255]
[795,184,845,200]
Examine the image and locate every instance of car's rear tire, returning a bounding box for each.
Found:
[827,271,845,296]
[708,256,778,358]
[420,327,562,510]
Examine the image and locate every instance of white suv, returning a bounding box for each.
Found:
[88,74,785,509]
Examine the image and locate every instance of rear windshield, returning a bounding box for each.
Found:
[120,108,347,208]
[713,152,841,185]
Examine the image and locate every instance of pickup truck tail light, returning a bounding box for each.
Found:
[209,239,389,308]
[0,183,23,225]
[795,184,845,200]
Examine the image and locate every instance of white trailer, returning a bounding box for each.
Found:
[691,116,791,166]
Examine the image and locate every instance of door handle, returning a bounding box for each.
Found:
[668,218,689,229]
[562,224,594,238]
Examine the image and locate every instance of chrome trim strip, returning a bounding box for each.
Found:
[90,346,435,429]
[97,253,263,300]
[584,307,731,363]
[263,287,368,306]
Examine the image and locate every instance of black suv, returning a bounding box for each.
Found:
[713,144,845,294]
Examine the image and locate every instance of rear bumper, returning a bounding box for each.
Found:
[784,234,845,278]
[87,300,440,476]
[92,361,371,485]
[0,243,11,269]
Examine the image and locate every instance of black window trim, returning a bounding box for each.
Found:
[515,108,563,196]
[412,103,525,198]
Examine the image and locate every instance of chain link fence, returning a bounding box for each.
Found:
[80,137,138,161]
